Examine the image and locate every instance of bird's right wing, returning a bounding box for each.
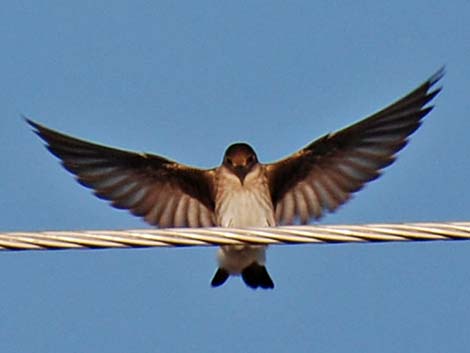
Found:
[266,69,443,224]
[28,119,216,227]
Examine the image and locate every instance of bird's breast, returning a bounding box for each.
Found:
[215,165,275,228]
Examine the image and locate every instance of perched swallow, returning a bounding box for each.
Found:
[28,69,443,290]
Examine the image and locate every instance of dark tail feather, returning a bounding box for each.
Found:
[241,262,274,289]
[211,268,229,287]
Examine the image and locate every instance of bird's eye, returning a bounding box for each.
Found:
[246,155,254,164]
[226,157,233,165]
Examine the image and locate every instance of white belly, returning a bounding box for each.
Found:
[216,189,274,227]
[215,165,275,274]
[215,164,275,227]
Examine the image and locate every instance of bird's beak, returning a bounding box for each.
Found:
[233,166,249,185]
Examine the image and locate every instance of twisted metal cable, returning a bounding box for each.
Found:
[1,222,470,251]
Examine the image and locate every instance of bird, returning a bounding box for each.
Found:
[27,68,443,290]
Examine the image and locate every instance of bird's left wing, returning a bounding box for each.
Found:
[28,120,216,227]
[266,69,443,225]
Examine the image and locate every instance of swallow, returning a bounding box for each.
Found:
[27,68,443,290]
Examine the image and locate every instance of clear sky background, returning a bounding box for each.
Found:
[1,1,470,352]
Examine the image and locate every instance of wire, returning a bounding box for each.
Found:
[1,222,470,251]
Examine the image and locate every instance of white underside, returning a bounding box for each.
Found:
[217,245,266,274]
[215,165,275,275]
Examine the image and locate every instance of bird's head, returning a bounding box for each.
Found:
[223,143,258,184]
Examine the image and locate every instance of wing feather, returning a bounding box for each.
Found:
[28,119,216,228]
[267,69,444,224]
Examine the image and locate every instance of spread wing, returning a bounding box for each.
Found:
[266,69,444,225]
[28,119,216,227]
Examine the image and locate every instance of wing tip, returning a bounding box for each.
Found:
[23,115,41,132]
[428,66,445,89]
[23,116,53,145]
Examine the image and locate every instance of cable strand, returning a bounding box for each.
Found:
[1,222,470,251]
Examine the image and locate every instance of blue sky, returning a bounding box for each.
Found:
[1,1,470,352]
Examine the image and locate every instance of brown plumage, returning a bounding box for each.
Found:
[267,69,443,224]
[27,120,217,228]
[28,68,443,289]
